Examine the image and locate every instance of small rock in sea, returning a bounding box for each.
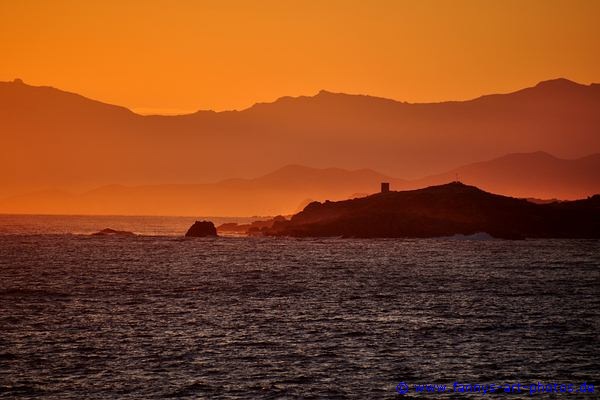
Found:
[185,221,217,237]
[92,228,136,236]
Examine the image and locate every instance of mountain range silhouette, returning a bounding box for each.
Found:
[1,78,599,215]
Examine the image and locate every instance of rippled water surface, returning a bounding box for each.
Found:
[0,217,599,399]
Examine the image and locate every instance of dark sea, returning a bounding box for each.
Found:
[0,215,599,399]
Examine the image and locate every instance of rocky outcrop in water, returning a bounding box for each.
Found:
[92,228,135,236]
[217,216,287,236]
[185,221,217,237]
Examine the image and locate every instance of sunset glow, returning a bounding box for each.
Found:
[1,0,599,114]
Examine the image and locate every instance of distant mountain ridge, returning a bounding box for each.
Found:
[0,164,400,216]
[409,151,600,200]
[1,77,599,199]
[0,152,598,216]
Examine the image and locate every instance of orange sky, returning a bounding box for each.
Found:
[1,0,599,114]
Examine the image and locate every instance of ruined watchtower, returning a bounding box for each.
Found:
[381,182,390,193]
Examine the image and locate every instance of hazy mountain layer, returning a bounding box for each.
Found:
[0,152,598,216]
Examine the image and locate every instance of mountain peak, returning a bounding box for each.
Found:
[316,89,335,96]
[534,78,584,89]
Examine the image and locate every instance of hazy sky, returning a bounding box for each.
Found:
[1,0,598,114]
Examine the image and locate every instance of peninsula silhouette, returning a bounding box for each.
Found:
[261,183,600,239]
